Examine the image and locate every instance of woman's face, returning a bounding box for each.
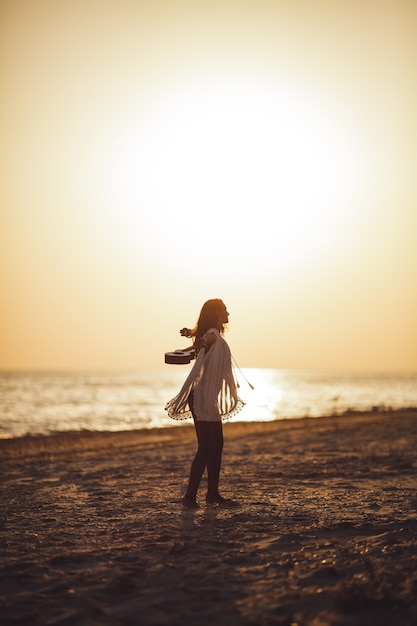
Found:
[219,304,229,324]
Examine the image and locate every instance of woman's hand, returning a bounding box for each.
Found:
[194,332,216,352]
[193,337,207,351]
[180,328,192,337]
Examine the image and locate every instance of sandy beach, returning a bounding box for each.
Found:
[1,409,417,625]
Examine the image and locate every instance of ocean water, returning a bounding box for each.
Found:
[0,369,416,439]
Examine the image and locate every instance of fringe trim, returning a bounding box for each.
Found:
[165,397,245,422]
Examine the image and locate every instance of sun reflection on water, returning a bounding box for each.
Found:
[1,370,416,437]
[236,369,284,422]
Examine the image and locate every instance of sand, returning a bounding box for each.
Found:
[1,409,417,626]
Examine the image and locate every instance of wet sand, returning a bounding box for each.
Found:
[1,409,417,625]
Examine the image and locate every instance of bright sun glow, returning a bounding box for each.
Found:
[91,74,362,279]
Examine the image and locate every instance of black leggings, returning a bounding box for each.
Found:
[185,394,224,501]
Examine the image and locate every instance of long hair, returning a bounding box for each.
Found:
[191,299,227,339]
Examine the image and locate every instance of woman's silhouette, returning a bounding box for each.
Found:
[166,299,244,508]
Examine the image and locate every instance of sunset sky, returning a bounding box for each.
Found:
[1,0,416,372]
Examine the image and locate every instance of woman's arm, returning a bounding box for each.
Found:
[179,329,217,352]
[200,331,217,351]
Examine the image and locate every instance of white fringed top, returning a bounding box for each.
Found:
[165,328,245,422]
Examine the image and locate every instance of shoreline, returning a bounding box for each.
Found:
[2,408,417,625]
[1,406,416,452]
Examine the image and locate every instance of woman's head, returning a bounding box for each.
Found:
[194,299,229,337]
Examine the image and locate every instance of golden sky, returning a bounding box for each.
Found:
[1,0,416,371]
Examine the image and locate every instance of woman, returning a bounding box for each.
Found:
[165,299,244,508]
